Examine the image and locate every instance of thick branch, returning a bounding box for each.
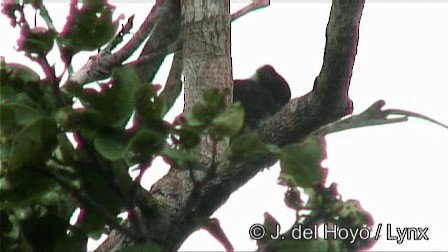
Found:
[191,0,364,235]
[68,0,171,85]
[129,0,181,84]
[99,0,365,250]
[157,0,363,248]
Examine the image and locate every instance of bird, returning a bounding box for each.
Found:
[233,65,291,129]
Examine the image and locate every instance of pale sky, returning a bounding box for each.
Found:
[1,1,448,251]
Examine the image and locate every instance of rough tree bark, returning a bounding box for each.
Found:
[97,0,364,250]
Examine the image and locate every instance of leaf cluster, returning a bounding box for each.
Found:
[0,44,246,251]
[228,134,374,251]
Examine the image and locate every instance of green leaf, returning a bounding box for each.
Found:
[0,105,16,134]
[19,27,55,55]
[61,4,116,54]
[94,129,164,161]
[284,187,303,210]
[79,169,124,214]
[54,228,86,252]
[1,62,58,112]
[9,117,58,170]
[185,89,225,129]
[0,85,16,101]
[58,109,104,136]
[228,133,269,162]
[117,242,161,252]
[203,88,225,108]
[303,185,338,214]
[265,144,282,155]
[211,103,244,137]
[0,211,13,233]
[77,66,140,127]
[94,130,129,161]
[0,63,40,85]
[0,103,45,127]
[0,168,58,208]
[135,85,167,125]
[339,200,373,227]
[177,129,200,149]
[263,239,329,252]
[161,149,197,169]
[56,133,76,163]
[129,129,165,155]
[279,136,325,188]
[3,93,41,112]
[78,160,133,235]
[21,212,68,251]
[81,0,108,12]
[110,159,134,202]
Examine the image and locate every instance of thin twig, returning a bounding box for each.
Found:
[385,108,448,129]
[159,51,183,116]
[314,100,448,136]
[37,3,56,30]
[104,15,135,52]
[68,0,167,85]
[38,3,64,52]
[131,40,182,66]
[112,0,163,63]
[133,0,180,84]
[313,100,405,135]
[231,0,270,22]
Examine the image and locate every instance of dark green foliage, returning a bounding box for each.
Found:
[258,185,374,251]
[279,136,325,188]
[20,211,69,250]
[185,89,227,129]
[135,85,167,126]
[263,239,330,252]
[228,133,270,162]
[0,22,251,250]
[117,242,161,252]
[9,117,58,170]
[64,66,140,129]
[94,129,165,162]
[211,102,244,137]
[60,1,117,59]
[183,88,244,141]
[161,149,197,170]
[18,27,56,55]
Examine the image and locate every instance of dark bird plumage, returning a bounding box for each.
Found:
[233,65,291,129]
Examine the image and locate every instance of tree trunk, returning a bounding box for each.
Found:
[149,1,233,250]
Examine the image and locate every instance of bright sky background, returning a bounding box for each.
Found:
[1,1,448,251]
